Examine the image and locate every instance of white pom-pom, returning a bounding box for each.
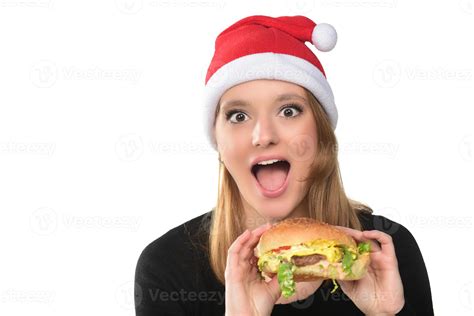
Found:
[312,23,337,52]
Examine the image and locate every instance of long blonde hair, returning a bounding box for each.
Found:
[208,88,373,285]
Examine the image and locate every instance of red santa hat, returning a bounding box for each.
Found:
[203,15,338,150]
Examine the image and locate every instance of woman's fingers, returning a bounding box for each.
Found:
[227,223,273,271]
[334,225,381,252]
[362,230,396,257]
[240,223,272,262]
[226,229,251,270]
[334,225,364,240]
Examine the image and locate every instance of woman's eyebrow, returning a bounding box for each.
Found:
[220,93,307,111]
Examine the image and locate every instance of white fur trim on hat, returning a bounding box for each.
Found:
[203,52,338,150]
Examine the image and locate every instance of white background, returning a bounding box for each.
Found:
[0,0,472,315]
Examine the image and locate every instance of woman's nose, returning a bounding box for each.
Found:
[251,119,279,147]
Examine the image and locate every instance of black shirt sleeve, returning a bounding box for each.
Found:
[368,215,434,316]
[398,223,434,315]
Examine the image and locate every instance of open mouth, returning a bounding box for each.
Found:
[251,160,291,192]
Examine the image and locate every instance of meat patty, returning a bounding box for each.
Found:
[291,254,326,266]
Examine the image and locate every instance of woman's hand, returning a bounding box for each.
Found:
[225,223,279,316]
[225,224,323,315]
[334,226,405,316]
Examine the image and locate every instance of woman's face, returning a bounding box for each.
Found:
[214,79,317,222]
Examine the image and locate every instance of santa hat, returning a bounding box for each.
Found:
[203,15,338,150]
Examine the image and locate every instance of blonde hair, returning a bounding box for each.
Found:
[208,88,373,285]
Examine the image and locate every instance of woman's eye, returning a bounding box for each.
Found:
[225,110,248,123]
[279,104,303,118]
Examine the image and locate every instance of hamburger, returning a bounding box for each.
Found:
[254,217,371,297]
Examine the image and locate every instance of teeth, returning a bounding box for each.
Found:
[257,159,283,166]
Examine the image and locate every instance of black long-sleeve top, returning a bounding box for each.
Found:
[134,210,434,315]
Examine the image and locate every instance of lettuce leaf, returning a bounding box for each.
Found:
[341,246,356,275]
[330,279,339,294]
[358,241,371,254]
[277,261,296,298]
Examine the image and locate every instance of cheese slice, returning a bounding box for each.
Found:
[258,240,355,272]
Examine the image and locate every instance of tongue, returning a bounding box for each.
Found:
[255,164,288,191]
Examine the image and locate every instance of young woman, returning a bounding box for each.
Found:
[135,15,434,316]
